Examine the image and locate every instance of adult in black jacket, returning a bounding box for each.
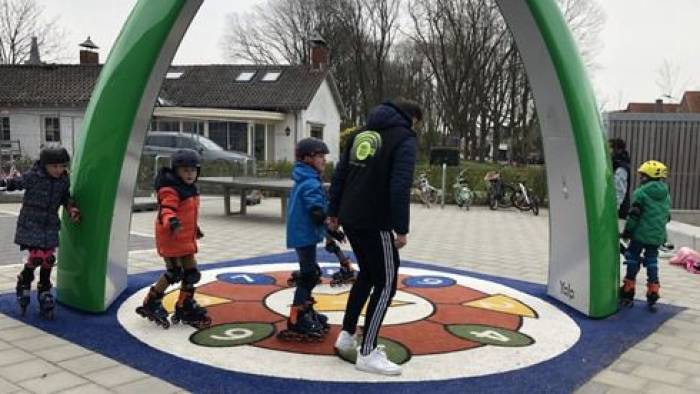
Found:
[328,99,421,375]
[609,138,631,219]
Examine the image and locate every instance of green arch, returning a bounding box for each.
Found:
[57,0,618,317]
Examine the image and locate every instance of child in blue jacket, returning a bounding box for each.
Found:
[282,138,329,340]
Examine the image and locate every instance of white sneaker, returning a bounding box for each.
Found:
[355,345,402,375]
[334,330,356,352]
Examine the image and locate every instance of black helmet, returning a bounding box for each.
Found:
[295,138,329,160]
[171,149,201,169]
[40,147,70,165]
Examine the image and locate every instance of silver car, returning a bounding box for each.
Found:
[143,132,251,165]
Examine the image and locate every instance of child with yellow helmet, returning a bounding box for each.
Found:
[619,160,671,312]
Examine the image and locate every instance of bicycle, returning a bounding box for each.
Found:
[414,172,442,208]
[511,179,540,216]
[484,171,515,210]
[453,170,473,210]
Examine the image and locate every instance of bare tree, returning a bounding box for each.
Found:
[655,58,692,101]
[0,0,66,64]
[556,0,606,72]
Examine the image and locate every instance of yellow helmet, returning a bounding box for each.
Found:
[638,160,668,179]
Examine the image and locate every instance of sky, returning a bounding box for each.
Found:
[35,0,700,111]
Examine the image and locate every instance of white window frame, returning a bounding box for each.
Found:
[43,116,61,144]
[236,71,256,82]
[261,71,281,82]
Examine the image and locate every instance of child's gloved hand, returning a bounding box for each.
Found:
[620,230,631,240]
[68,206,81,223]
[327,228,346,243]
[169,217,182,233]
[196,226,204,239]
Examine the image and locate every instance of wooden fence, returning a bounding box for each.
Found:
[606,113,700,210]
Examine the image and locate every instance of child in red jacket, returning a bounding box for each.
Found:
[136,149,210,329]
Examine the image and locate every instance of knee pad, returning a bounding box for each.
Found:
[182,268,201,286]
[164,266,184,284]
[299,270,321,289]
[18,267,35,286]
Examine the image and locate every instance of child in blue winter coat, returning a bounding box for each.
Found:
[282,138,330,340]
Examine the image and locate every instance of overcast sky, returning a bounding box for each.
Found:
[36,0,700,111]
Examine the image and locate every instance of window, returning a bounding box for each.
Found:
[0,117,9,141]
[182,121,205,135]
[261,71,281,82]
[208,121,248,152]
[152,118,180,132]
[310,125,324,140]
[236,71,256,82]
[166,71,183,79]
[254,124,266,160]
[44,117,61,143]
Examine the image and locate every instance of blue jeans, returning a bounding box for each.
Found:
[293,245,320,305]
[624,240,659,284]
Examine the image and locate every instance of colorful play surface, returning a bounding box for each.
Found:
[0,251,682,393]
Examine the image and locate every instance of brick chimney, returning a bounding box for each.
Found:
[655,99,664,113]
[79,36,99,65]
[309,33,329,72]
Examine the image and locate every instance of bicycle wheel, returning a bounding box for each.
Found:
[531,196,540,216]
[428,189,439,205]
[500,184,516,208]
[511,190,531,211]
[488,191,498,210]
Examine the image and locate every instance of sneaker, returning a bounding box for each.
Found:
[334,330,356,352]
[355,345,402,375]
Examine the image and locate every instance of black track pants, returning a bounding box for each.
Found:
[341,227,400,356]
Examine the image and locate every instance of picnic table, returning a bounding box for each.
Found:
[198,177,329,222]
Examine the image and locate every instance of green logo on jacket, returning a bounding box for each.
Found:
[351,130,382,162]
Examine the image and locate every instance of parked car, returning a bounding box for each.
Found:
[143,132,251,165]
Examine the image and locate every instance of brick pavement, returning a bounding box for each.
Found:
[0,197,697,393]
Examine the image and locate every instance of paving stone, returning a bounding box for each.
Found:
[606,388,642,394]
[13,334,70,352]
[0,348,35,367]
[621,348,672,367]
[0,376,21,393]
[18,371,88,394]
[57,383,114,394]
[642,382,695,394]
[610,360,640,374]
[34,344,92,363]
[0,316,24,330]
[0,325,45,342]
[58,354,119,375]
[113,377,181,394]
[85,365,150,388]
[574,381,608,394]
[632,365,687,385]
[656,346,700,363]
[591,370,647,391]
[0,358,60,383]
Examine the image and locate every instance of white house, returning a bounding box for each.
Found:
[0,39,343,163]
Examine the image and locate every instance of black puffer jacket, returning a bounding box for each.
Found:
[6,162,73,249]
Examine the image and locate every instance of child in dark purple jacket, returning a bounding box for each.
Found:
[0,147,80,319]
